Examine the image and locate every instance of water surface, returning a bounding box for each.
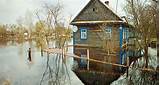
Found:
[0,41,83,85]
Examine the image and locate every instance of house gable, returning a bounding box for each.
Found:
[71,0,122,23]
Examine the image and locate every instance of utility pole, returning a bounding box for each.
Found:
[116,0,118,13]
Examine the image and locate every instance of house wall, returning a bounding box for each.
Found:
[73,24,122,72]
[74,25,120,53]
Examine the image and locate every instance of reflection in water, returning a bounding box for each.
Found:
[27,61,34,70]
[0,39,83,85]
[39,36,73,85]
[18,44,24,64]
[0,18,80,85]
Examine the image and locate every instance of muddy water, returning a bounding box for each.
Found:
[0,41,83,85]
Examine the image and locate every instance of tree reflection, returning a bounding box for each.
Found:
[39,24,72,85]
[0,1,73,84]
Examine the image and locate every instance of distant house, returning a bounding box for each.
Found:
[70,0,134,71]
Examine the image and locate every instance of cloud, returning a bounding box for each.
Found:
[0,0,125,24]
[0,0,42,24]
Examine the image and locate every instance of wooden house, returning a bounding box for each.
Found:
[70,0,134,72]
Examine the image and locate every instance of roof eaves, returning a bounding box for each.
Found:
[71,20,126,25]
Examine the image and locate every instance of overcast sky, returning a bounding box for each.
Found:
[0,0,126,24]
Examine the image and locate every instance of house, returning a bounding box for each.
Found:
[70,0,134,71]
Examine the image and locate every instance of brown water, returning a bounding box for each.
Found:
[0,41,83,85]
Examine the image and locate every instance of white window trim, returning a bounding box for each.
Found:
[105,27,112,39]
[80,28,87,40]
[123,29,129,40]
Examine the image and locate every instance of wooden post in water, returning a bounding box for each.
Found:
[87,49,90,70]
[61,47,66,64]
[63,47,66,64]
[41,48,43,57]
[28,48,32,61]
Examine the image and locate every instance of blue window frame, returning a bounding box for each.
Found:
[80,28,87,40]
[105,27,112,39]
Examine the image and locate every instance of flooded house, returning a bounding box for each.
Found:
[71,0,135,72]
[70,0,137,84]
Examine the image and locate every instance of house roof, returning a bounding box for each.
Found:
[70,0,124,25]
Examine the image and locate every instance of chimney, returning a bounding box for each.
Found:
[105,1,109,5]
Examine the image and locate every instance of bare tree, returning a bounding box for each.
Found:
[34,1,72,85]
[124,0,158,68]
[44,2,63,28]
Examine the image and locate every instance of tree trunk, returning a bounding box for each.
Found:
[144,47,148,68]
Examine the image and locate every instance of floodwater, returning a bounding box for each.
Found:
[0,41,84,85]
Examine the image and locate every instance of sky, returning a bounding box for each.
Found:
[0,0,126,24]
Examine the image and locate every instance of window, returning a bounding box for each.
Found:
[123,29,129,39]
[126,29,129,39]
[80,54,87,65]
[123,29,126,39]
[80,28,87,39]
[105,27,112,39]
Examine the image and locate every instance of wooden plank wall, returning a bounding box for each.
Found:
[74,25,120,53]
